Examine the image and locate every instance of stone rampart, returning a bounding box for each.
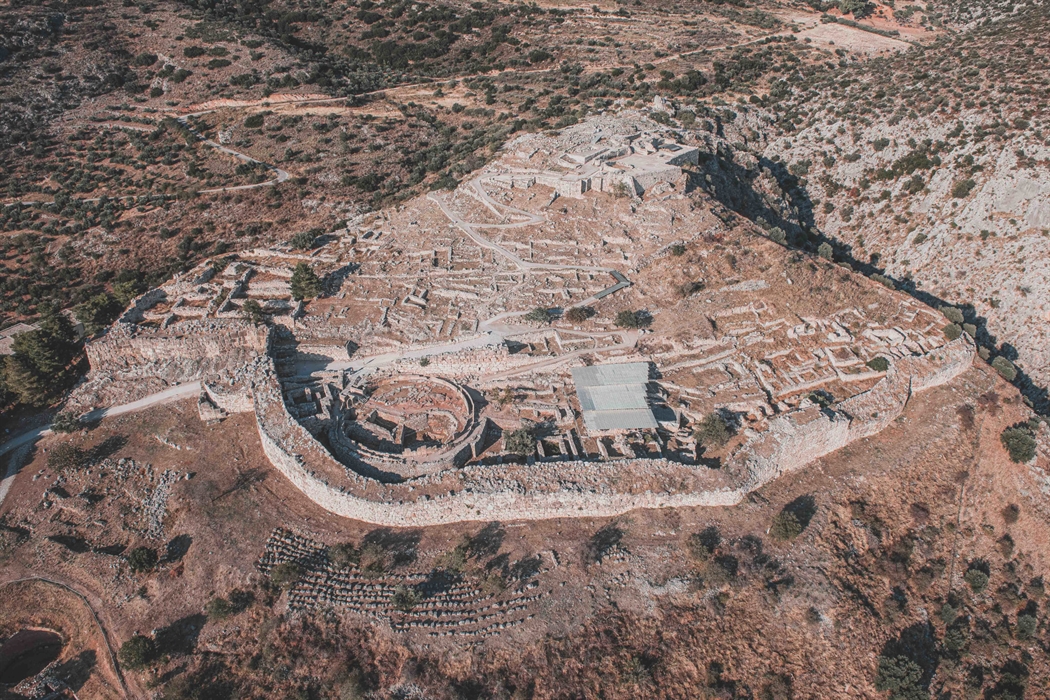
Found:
[236,336,975,527]
[85,320,269,375]
[734,336,974,491]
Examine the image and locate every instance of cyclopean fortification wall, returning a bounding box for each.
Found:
[85,320,270,376]
[241,336,974,527]
[735,336,975,491]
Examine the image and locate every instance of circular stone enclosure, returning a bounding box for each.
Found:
[329,375,482,479]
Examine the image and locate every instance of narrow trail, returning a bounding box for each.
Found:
[0,382,201,510]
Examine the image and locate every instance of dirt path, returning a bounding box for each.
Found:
[0,381,201,510]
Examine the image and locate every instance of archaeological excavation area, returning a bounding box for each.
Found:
[71,114,975,527]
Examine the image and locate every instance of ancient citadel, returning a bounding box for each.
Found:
[76,115,975,527]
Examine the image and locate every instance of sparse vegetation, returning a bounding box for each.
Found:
[270,562,302,589]
[290,262,321,301]
[241,299,265,325]
[614,310,650,329]
[564,306,594,324]
[47,442,86,472]
[866,356,890,372]
[503,425,535,456]
[695,412,731,449]
[50,411,81,434]
[524,307,552,324]
[991,356,1017,381]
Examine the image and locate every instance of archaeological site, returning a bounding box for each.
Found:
[67,115,977,528]
[3,0,1049,695]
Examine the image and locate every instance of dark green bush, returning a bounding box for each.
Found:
[695,412,731,448]
[270,562,301,589]
[1000,426,1036,463]
[866,356,890,372]
[991,356,1017,381]
[127,546,158,573]
[524,307,552,324]
[964,567,989,593]
[614,309,650,328]
[118,634,156,670]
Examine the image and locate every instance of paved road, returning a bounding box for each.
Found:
[0,381,202,510]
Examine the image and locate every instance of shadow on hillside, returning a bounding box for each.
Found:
[691,140,1049,414]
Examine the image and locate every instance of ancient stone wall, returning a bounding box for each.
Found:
[234,337,977,527]
[735,336,975,491]
[85,320,269,376]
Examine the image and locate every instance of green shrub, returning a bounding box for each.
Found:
[241,299,265,325]
[288,230,316,249]
[951,178,977,198]
[204,596,235,621]
[964,567,989,593]
[564,306,594,324]
[244,114,265,129]
[943,323,962,340]
[770,495,817,541]
[817,242,833,259]
[126,546,158,573]
[670,243,686,256]
[695,412,731,448]
[74,292,123,335]
[183,46,207,58]
[686,526,720,562]
[938,305,964,324]
[1015,614,1037,639]
[524,307,552,324]
[1000,426,1036,463]
[770,511,802,541]
[871,273,895,289]
[391,585,419,612]
[866,356,890,372]
[614,310,650,328]
[51,412,81,434]
[118,634,156,670]
[503,426,535,456]
[991,356,1017,381]
[874,654,923,699]
[270,561,301,589]
[329,542,359,569]
[290,262,321,301]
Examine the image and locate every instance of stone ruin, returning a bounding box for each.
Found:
[71,113,977,526]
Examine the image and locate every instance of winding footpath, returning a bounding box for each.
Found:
[0,381,201,510]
